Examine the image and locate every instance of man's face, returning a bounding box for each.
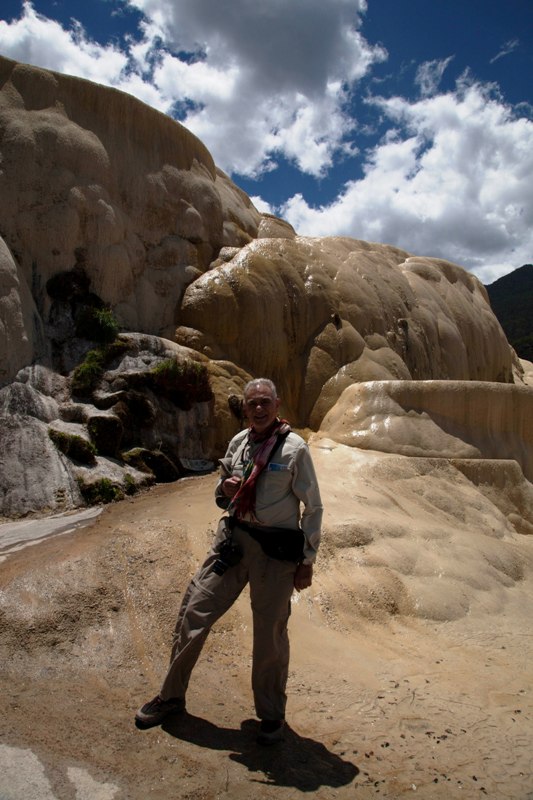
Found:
[243,384,280,434]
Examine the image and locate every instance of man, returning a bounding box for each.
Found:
[135,378,323,744]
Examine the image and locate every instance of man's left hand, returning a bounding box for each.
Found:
[294,563,313,592]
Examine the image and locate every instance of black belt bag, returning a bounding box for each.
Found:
[230,518,304,563]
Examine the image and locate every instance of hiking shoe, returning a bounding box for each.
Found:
[135,695,185,729]
[256,719,285,745]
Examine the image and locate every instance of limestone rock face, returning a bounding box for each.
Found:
[312,441,533,623]
[0,385,83,517]
[318,379,533,481]
[0,334,238,516]
[0,236,46,383]
[0,55,264,372]
[176,237,514,425]
[0,55,529,522]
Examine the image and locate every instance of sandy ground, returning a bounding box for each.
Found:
[1,453,533,800]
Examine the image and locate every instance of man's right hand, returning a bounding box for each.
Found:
[222,476,241,498]
[294,563,313,591]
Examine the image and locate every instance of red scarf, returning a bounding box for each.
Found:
[229,418,291,521]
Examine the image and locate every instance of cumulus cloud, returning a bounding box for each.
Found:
[127,0,379,93]
[282,80,533,283]
[125,0,387,176]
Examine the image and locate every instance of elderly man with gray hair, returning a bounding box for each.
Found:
[135,378,323,744]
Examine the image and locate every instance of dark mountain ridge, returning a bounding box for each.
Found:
[486,264,533,361]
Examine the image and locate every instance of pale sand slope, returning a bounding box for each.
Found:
[1,441,532,800]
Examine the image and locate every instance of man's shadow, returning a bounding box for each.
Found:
[162,713,359,791]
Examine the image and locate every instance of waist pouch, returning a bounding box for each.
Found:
[230,518,304,563]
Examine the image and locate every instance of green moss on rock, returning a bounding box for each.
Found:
[148,358,213,409]
[87,415,124,457]
[71,339,130,398]
[48,428,97,465]
[78,477,124,505]
[75,306,120,344]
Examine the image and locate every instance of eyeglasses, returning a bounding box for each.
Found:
[244,397,274,408]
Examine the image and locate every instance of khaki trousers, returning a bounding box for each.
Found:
[159,518,298,721]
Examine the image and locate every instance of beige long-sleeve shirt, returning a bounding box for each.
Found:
[216,429,323,564]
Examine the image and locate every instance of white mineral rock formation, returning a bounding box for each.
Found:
[0,54,531,526]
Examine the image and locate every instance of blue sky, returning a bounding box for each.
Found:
[1,0,532,283]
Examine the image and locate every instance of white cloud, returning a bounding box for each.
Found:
[127,0,380,91]
[281,81,533,282]
[0,1,130,88]
[250,195,274,215]
[415,56,454,97]
[124,0,387,176]
[490,38,519,65]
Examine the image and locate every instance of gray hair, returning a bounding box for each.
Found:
[243,378,278,399]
